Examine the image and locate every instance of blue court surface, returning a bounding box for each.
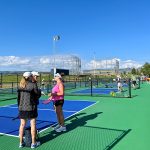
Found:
[0,100,96,137]
[72,88,118,94]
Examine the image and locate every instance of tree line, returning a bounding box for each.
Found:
[131,62,150,77]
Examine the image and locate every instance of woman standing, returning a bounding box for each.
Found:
[17,72,40,148]
[49,73,66,132]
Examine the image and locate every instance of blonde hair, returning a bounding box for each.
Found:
[19,77,28,89]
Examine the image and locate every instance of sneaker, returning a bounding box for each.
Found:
[53,124,61,130]
[31,141,40,149]
[55,126,66,132]
[19,142,25,148]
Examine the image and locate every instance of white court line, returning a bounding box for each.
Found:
[38,108,77,113]
[0,132,19,138]
[0,106,17,108]
[0,104,17,108]
[64,101,99,120]
[0,106,77,113]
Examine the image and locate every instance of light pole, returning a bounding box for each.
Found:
[93,51,96,76]
[52,35,60,76]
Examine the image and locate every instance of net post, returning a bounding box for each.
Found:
[138,77,140,89]
[90,78,93,96]
[128,78,131,98]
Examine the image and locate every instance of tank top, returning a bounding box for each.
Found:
[51,83,64,101]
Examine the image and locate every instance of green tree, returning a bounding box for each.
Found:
[131,68,136,75]
[136,69,139,75]
[141,62,150,77]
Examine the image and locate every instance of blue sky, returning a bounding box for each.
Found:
[0,0,150,71]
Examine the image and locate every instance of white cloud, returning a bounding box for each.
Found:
[119,60,143,69]
[0,55,144,71]
[0,56,52,71]
[82,58,143,70]
[40,57,50,64]
[0,56,30,66]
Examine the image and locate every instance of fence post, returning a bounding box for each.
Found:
[80,79,81,87]
[17,74,19,88]
[40,73,42,86]
[48,73,51,83]
[138,77,140,89]
[12,82,14,94]
[97,79,98,87]
[47,83,50,93]
[75,81,76,89]
[90,78,93,96]
[0,73,2,88]
[128,78,131,98]
[75,78,77,89]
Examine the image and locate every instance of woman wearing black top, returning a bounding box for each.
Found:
[17,72,40,148]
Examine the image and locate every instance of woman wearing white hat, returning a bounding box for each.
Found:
[18,72,40,148]
[48,73,66,132]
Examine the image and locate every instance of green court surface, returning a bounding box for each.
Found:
[0,83,150,150]
[0,93,17,102]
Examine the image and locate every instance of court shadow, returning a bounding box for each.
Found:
[39,112,102,144]
[65,112,86,121]
[67,112,103,129]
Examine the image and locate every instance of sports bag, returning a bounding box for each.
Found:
[24,127,40,147]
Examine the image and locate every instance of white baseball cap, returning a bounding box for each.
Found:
[23,72,31,78]
[54,73,62,78]
[31,71,39,76]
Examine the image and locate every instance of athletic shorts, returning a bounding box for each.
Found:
[53,99,64,107]
[19,110,38,119]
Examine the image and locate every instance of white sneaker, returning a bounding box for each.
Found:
[53,124,61,130]
[55,126,66,132]
[19,142,25,148]
[31,141,40,149]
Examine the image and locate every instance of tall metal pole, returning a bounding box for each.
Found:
[53,38,56,76]
[53,35,60,76]
[93,51,96,76]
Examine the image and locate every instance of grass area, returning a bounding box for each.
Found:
[0,73,116,83]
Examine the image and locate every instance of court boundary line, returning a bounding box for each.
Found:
[2,106,78,113]
[0,103,17,108]
[0,132,19,138]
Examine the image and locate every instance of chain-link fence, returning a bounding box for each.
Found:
[0,73,141,101]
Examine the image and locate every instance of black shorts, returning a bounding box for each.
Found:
[53,99,64,107]
[19,109,38,119]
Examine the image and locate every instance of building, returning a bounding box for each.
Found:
[49,55,81,75]
[82,58,119,75]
